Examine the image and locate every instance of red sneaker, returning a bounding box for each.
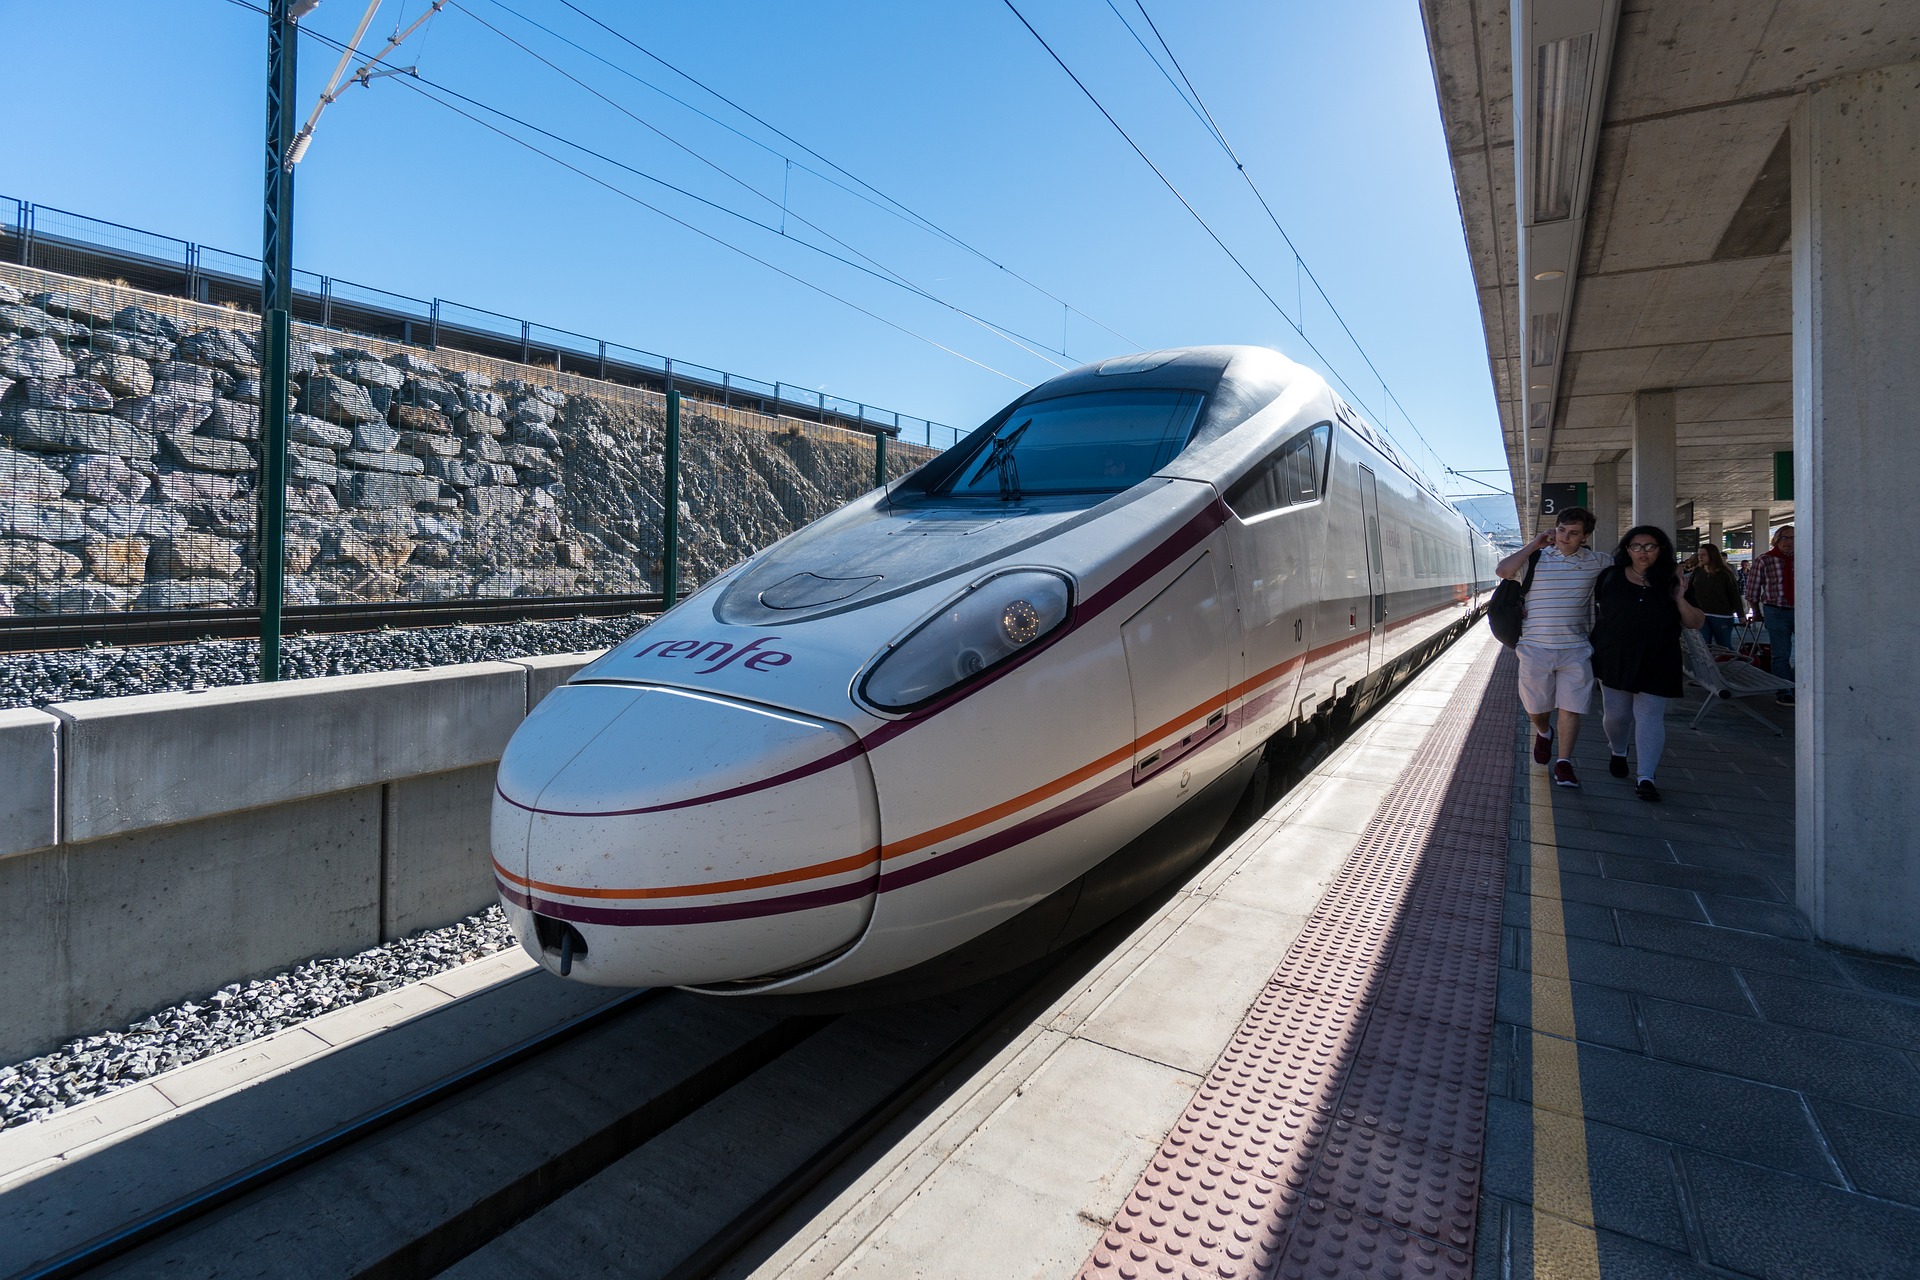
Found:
[1533,731,1553,766]
[1552,759,1580,788]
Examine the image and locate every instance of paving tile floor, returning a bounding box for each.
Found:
[1482,688,1920,1279]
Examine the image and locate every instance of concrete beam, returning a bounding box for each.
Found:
[1793,62,1920,960]
[0,787,383,1062]
[50,662,527,844]
[0,708,59,859]
[1631,389,1677,538]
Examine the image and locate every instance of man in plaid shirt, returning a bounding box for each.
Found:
[1745,525,1796,704]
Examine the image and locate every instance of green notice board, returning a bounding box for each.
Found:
[1774,451,1793,501]
[1540,481,1590,518]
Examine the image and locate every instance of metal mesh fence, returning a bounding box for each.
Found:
[0,257,943,642]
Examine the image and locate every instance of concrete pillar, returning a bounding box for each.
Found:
[1707,519,1723,550]
[1792,63,1920,960]
[1751,506,1771,553]
[1591,460,1619,553]
[1631,390,1677,539]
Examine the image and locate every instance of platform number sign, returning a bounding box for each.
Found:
[1539,482,1588,518]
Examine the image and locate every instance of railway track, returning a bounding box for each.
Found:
[21,952,1099,1280]
[0,594,662,654]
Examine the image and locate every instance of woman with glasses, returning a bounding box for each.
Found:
[1589,525,1707,801]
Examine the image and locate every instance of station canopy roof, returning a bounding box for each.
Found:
[1423,0,1920,536]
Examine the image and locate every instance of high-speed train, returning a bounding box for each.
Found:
[492,346,1498,1004]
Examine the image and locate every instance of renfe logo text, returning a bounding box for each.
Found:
[630,635,794,675]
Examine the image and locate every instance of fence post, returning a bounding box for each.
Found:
[772,381,780,417]
[320,276,332,327]
[520,319,530,363]
[21,203,33,269]
[429,299,440,350]
[874,430,887,489]
[663,389,681,609]
[722,372,730,408]
[664,357,674,400]
[597,339,606,379]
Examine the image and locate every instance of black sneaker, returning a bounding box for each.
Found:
[1775,692,1795,706]
[1637,779,1661,803]
[1533,731,1553,766]
[1609,754,1628,778]
[1552,760,1580,789]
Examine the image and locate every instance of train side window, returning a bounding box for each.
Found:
[1286,423,1330,505]
[1228,422,1331,521]
[1225,460,1281,519]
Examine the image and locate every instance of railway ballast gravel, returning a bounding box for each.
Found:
[0,612,649,709]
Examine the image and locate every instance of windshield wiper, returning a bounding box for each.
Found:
[966,418,1029,500]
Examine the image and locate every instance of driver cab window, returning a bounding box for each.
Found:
[1226,422,1330,520]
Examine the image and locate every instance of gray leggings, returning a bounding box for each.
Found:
[1601,686,1668,781]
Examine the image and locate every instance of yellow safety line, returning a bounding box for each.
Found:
[1528,764,1602,1277]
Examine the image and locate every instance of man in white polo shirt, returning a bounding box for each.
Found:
[1496,506,1610,787]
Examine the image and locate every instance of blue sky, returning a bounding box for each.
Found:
[0,0,1514,522]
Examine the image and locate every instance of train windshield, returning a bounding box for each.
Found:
[937,390,1205,498]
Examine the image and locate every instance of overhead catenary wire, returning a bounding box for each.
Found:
[447,0,1072,370]
[1122,0,1450,482]
[531,0,1141,351]
[387,74,1033,387]
[216,0,1036,386]
[389,59,1064,376]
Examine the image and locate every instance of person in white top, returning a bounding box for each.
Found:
[1495,507,1611,788]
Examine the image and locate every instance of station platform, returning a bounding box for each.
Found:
[730,632,1920,1280]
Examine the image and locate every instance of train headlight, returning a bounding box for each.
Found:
[861,570,1071,712]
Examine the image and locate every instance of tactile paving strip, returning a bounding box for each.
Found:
[1080,643,1519,1280]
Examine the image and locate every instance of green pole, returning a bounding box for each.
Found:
[874,430,887,489]
[663,389,681,608]
[259,308,291,677]
[257,0,297,681]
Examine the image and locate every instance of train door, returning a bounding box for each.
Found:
[1359,466,1386,671]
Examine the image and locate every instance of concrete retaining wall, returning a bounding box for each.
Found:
[0,652,604,1063]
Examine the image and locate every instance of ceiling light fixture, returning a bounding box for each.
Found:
[1529,32,1596,223]
[1533,269,1565,280]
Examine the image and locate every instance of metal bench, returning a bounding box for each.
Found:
[1682,626,1792,734]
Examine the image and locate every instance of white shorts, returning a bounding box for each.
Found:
[1517,641,1595,715]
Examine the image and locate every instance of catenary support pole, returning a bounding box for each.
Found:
[257,0,298,682]
[663,389,681,608]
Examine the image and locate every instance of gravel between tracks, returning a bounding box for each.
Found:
[0,613,652,710]
[0,906,520,1131]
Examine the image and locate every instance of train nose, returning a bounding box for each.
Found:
[492,683,881,987]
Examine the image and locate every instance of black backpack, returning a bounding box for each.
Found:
[1487,549,1543,647]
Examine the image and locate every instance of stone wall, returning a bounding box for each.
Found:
[0,264,936,616]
